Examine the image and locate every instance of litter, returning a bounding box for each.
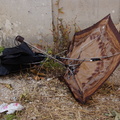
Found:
[19,14,119,104]
[0,103,24,114]
[63,14,120,103]
[47,78,53,81]
[0,14,119,104]
[0,37,46,75]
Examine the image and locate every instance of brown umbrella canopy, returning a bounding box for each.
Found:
[64,14,120,103]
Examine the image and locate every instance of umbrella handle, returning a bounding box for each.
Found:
[15,35,24,43]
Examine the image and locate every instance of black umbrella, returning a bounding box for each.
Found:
[0,39,46,75]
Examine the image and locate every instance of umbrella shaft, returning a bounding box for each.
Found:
[24,41,65,66]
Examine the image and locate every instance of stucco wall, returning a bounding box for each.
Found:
[0,0,53,47]
[52,0,120,40]
[0,0,119,46]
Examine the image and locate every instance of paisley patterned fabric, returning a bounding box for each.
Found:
[64,14,120,103]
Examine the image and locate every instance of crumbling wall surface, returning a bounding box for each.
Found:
[0,0,120,46]
[0,0,53,47]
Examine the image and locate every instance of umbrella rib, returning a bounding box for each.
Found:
[60,52,120,62]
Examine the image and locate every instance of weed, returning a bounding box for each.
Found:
[73,16,81,32]
[19,93,32,104]
[58,7,64,14]
[0,46,4,53]
[34,17,71,77]
[52,18,71,54]
[41,58,65,77]
[2,114,18,120]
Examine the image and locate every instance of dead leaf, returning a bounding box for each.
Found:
[58,7,64,14]
[0,83,13,90]
[55,0,60,6]
[37,73,46,76]
[30,68,46,77]
[34,76,44,81]
[30,69,38,74]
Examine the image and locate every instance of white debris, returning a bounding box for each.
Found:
[0,103,24,114]
[47,78,53,81]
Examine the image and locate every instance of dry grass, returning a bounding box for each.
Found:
[0,25,120,120]
[17,80,119,120]
[0,58,119,120]
[1,66,117,120]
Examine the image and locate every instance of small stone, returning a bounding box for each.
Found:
[31,117,37,120]
[11,97,17,101]
[51,87,56,91]
[118,87,120,91]
[47,78,53,81]
[35,100,40,103]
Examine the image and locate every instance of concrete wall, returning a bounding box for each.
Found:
[0,0,53,47]
[0,0,120,46]
[52,0,120,40]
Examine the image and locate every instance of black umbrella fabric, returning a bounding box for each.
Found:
[0,42,46,75]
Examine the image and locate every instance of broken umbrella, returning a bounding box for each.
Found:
[15,14,120,104]
[63,14,120,103]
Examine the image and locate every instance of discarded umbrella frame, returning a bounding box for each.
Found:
[1,14,120,104]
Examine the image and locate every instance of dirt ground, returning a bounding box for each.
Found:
[0,65,120,120]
